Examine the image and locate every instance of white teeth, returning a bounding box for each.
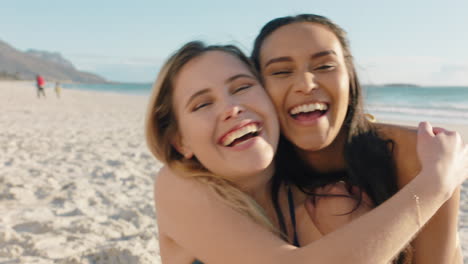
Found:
[222,124,260,146]
[289,103,328,115]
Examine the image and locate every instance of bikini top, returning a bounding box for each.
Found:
[288,184,300,247]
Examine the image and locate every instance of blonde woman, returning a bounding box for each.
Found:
[145,41,468,264]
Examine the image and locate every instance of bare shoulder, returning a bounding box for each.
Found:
[154,166,201,263]
[154,165,178,192]
[374,123,420,187]
[375,123,418,153]
[151,168,286,263]
[154,166,200,198]
[153,166,177,222]
[154,166,178,204]
[153,166,208,225]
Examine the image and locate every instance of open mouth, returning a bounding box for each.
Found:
[289,102,329,120]
[219,122,262,147]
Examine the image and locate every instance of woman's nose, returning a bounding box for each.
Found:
[221,102,244,121]
[294,71,317,94]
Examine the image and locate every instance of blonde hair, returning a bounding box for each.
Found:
[145,41,278,235]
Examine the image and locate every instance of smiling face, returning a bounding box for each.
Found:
[172,51,279,181]
[259,22,350,151]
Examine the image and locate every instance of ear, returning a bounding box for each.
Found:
[172,133,194,159]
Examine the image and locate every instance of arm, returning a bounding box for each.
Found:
[411,188,461,264]
[156,166,450,264]
[450,236,463,264]
[385,124,462,264]
[155,122,467,264]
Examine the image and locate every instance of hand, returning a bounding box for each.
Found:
[416,122,468,195]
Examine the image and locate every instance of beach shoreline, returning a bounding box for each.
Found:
[1,80,467,263]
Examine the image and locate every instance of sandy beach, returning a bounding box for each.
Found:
[0,81,467,263]
[0,81,161,263]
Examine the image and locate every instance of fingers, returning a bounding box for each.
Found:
[432,126,447,135]
[431,125,459,139]
[418,121,435,138]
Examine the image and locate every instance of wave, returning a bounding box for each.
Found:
[366,105,468,124]
[367,103,468,113]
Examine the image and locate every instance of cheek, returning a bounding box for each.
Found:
[178,116,211,147]
[265,82,285,110]
[329,72,350,111]
[257,89,278,110]
[338,78,350,112]
[339,73,350,96]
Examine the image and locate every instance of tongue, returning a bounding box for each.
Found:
[293,111,323,121]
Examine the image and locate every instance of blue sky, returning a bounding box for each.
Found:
[1,0,467,85]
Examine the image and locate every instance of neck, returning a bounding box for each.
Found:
[234,163,276,215]
[297,127,348,173]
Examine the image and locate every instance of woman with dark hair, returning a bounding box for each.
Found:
[251,14,463,263]
[147,40,467,264]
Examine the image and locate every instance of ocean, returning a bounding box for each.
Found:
[364,85,468,125]
[63,82,152,96]
[63,83,468,125]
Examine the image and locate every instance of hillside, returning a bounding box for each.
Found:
[0,39,106,83]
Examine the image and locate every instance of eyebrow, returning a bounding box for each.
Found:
[184,74,255,109]
[185,88,210,109]
[225,73,255,84]
[263,50,337,68]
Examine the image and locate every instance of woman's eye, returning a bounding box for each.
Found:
[271,70,291,76]
[315,64,335,71]
[193,102,211,111]
[233,85,252,94]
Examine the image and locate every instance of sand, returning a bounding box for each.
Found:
[0,81,467,263]
[0,81,161,263]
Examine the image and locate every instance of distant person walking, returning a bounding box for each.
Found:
[54,82,62,98]
[36,75,46,98]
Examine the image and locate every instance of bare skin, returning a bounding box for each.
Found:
[150,40,468,263]
[379,123,462,263]
[156,118,467,264]
[258,21,463,263]
[291,123,462,264]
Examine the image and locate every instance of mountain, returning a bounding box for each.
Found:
[25,49,76,69]
[0,39,106,83]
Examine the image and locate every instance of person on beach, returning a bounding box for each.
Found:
[145,41,468,264]
[250,14,463,263]
[54,82,62,98]
[36,74,46,98]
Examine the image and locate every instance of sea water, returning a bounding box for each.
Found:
[365,85,468,125]
[63,83,468,125]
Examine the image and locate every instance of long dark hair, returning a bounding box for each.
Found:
[252,14,411,263]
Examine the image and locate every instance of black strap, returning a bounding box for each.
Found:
[287,185,300,247]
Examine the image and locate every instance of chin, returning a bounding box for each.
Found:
[292,137,330,152]
[240,154,274,174]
